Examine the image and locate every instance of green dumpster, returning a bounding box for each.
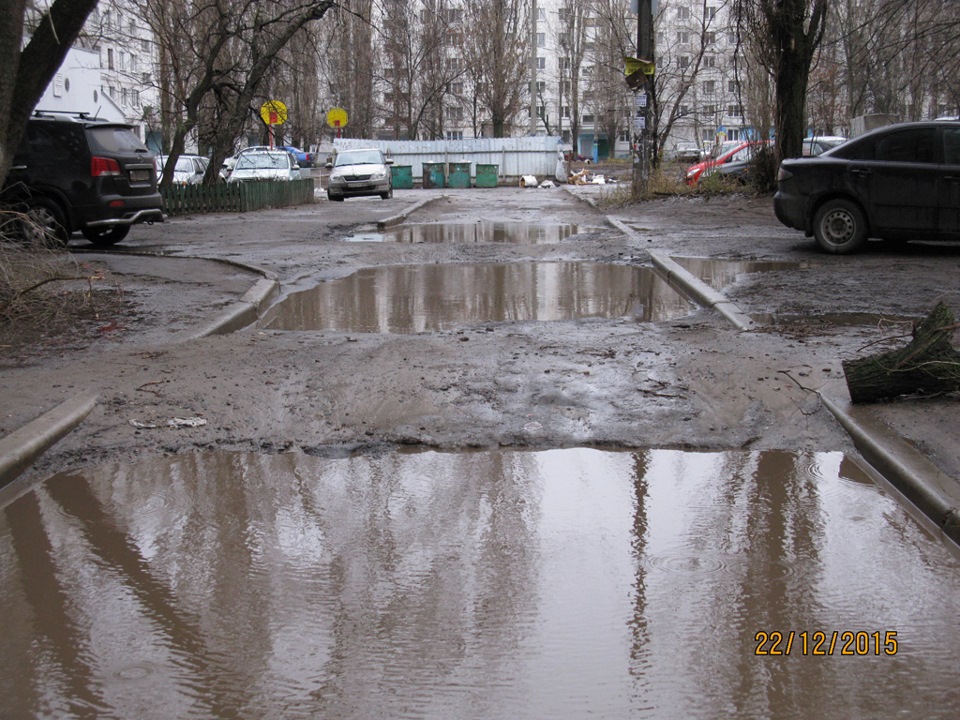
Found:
[447,162,471,188]
[391,164,413,189]
[422,162,446,189]
[475,164,498,188]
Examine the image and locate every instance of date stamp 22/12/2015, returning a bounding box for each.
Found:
[754,630,898,656]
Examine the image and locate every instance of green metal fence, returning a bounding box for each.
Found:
[161,178,315,216]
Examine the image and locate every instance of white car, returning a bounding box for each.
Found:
[157,154,209,184]
[325,148,393,201]
[227,150,301,183]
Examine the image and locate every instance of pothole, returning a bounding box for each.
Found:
[259,262,697,332]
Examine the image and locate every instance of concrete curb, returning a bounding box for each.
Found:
[0,393,98,489]
[378,195,446,230]
[605,209,960,544]
[820,393,960,544]
[178,276,280,341]
[605,214,756,331]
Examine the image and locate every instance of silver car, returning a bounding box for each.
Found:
[325,148,393,201]
[227,150,301,183]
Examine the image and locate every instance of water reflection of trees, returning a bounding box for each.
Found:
[0,450,544,718]
[262,262,695,332]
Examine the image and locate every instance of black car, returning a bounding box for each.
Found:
[774,121,960,254]
[2,111,164,246]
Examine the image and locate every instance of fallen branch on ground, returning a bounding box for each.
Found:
[842,302,960,403]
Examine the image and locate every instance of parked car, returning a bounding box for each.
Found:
[325,148,393,201]
[1,110,164,246]
[774,120,960,254]
[686,141,767,185]
[227,149,301,183]
[277,145,313,168]
[157,154,209,184]
[669,142,704,163]
[802,136,847,157]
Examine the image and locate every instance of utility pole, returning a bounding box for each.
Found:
[631,0,655,201]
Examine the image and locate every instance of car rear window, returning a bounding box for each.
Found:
[87,126,149,154]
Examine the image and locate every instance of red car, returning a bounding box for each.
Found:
[685,140,767,186]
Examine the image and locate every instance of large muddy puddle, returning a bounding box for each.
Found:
[2,448,958,719]
[344,221,592,243]
[260,262,695,332]
[673,256,808,289]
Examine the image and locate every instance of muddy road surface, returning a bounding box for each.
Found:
[1,186,959,482]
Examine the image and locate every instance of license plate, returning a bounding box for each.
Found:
[130,169,151,183]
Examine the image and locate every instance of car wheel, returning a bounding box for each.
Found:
[327,192,344,202]
[81,226,130,246]
[813,199,868,254]
[381,187,393,200]
[21,198,69,247]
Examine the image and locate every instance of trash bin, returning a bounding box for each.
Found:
[475,164,498,188]
[391,164,413,189]
[422,162,446,189]
[447,162,471,188]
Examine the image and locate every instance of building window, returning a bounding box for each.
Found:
[703,56,716,69]
[679,56,690,69]
[727,104,742,116]
[562,106,570,118]
[679,104,691,115]
[537,33,545,47]
[677,31,689,44]
[536,56,546,70]
[677,7,690,20]
[447,106,463,121]
[133,90,141,108]
[728,80,738,93]
[706,6,717,20]
[449,82,463,96]
[536,81,546,93]
[705,32,717,45]
[446,131,463,140]
[703,105,716,115]
[107,48,114,70]
[538,8,546,21]
[559,57,570,71]
[141,38,149,52]
[703,80,716,94]
[582,114,594,123]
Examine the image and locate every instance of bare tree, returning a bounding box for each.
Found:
[376,0,463,140]
[733,0,828,159]
[0,0,100,188]
[652,1,733,159]
[142,0,337,185]
[462,0,529,137]
[590,0,632,159]
[552,1,589,153]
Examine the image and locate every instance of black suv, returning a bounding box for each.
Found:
[2,111,164,246]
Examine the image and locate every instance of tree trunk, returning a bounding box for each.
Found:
[842,302,960,404]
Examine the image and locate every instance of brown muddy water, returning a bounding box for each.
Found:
[2,448,958,719]
[343,221,590,243]
[259,262,695,333]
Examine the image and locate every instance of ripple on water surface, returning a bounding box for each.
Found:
[1,448,958,719]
